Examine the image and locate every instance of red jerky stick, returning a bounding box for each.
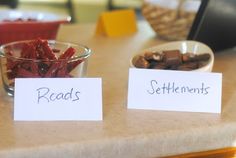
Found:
[44,59,67,77]
[29,46,37,59]
[20,43,29,58]
[44,47,76,77]
[7,71,17,80]
[43,62,59,77]
[36,40,47,60]
[5,50,14,69]
[21,43,34,58]
[6,58,19,71]
[34,38,47,59]
[42,41,56,60]
[44,60,68,77]
[17,68,40,78]
[5,50,19,79]
[52,48,60,53]
[58,47,76,60]
[30,61,38,74]
[20,62,31,70]
[56,67,69,77]
[67,59,84,73]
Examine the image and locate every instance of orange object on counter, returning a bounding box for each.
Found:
[95,9,138,37]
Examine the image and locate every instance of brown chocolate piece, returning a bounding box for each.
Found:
[182,53,210,63]
[182,52,196,62]
[169,64,179,70]
[152,52,163,61]
[178,62,199,71]
[144,51,163,61]
[133,55,150,68]
[195,54,210,61]
[144,51,154,60]
[163,50,182,66]
[153,62,167,69]
[148,60,158,69]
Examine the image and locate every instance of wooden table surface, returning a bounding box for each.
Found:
[0,21,236,158]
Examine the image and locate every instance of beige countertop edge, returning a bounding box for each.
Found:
[1,121,236,158]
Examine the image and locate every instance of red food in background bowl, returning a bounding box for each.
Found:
[0,10,71,45]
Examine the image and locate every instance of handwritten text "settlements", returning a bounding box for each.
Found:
[147,80,210,95]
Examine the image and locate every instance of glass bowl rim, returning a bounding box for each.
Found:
[0,39,92,62]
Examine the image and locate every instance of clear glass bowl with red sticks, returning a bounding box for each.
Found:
[0,38,92,96]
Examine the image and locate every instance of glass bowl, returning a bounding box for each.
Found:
[0,39,91,96]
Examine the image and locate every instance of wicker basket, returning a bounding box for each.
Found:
[142,0,200,40]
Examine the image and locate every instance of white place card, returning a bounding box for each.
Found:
[14,78,102,121]
[127,68,222,113]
